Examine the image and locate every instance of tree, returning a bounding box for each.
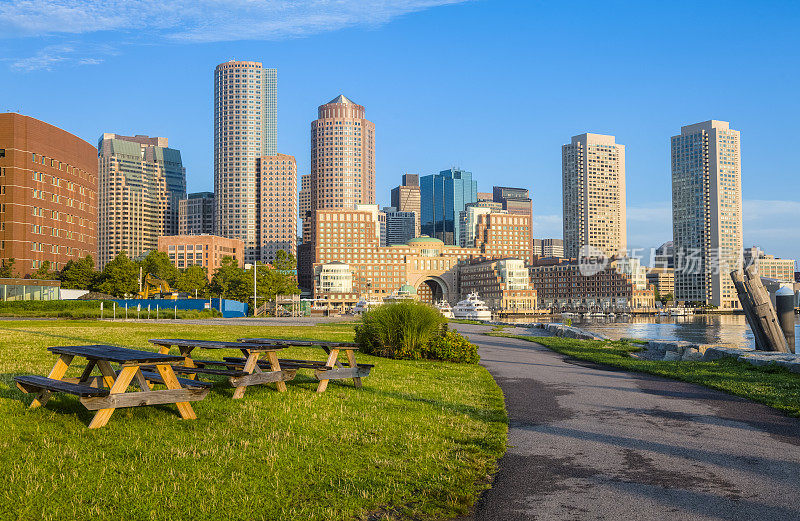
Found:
[30,260,56,280]
[256,265,299,300]
[138,250,179,286]
[95,252,139,297]
[59,255,97,290]
[175,265,210,298]
[209,256,250,302]
[0,258,17,278]
[273,250,297,271]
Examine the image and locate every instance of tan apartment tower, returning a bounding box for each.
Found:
[97,133,186,268]
[390,173,421,237]
[562,133,627,259]
[256,153,297,261]
[671,120,742,309]
[214,60,277,263]
[0,113,98,276]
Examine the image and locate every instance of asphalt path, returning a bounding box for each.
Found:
[453,323,800,521]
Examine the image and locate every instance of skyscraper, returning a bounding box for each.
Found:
[420,168,478,245]
[97,133,186,268]
[562,133,626,258]
[671,120,742,309]
[310,95,375,212]
[256,153,297,261]
[179,192,215,235]
[214,60,277,263]
[390,173,421,237]
[383,206,417,246]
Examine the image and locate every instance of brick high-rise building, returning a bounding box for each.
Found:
[562,133,626,259]
[671,120,742,309]
[214,60,277,263]
[97,133,185,268]
[256,153,297,261]
[390,173,421,237]
[493,186,533,240]
[0,113,97,275]
[179,192,215,235]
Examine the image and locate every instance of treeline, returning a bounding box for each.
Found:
[0,250,299,303]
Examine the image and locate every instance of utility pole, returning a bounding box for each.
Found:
[253,262,258,312]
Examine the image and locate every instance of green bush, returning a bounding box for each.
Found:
[424,330,479,364]
[355,301,446,359]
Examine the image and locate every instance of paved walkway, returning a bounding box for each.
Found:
[453,324,800,521]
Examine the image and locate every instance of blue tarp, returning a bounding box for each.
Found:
[111,298,249,318]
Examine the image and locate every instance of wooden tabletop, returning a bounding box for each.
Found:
[238,338,359,349]
[149,339,286,351]
[48,345,185,364]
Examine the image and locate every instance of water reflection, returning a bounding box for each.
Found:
[505,314,800,349]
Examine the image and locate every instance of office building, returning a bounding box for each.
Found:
[460,258,537,312]
[310,95,375,211]
[256,153,297,261]
[477,192,493,202]
[98,133,185,268]
[390,173,421,237]
[179,192,215,235]
[384,207,416,246]
[214,60,277,263]
[647,267,675,297]
[158,234,243,280]
[0,113,97,275]
[671,120,742,308]
[420,168,477,245]
[562,133,627,258]
[653,241,674,269]
[743,247,795,282]
[533,238,564,258]
[493,186,533,238]
[460,206,495,247]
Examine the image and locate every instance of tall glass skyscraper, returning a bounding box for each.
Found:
[214,60,277,263]
[420,168,477,245]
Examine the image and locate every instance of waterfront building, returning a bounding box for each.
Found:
[533,238,564,258]
[98,133,185,268]
[529,258,655,311]
[390,173,421,237]
[179,192,215,235]
[383,207,416,246]
[615,256,647,290]
[256,153,297,261]
[0,113,97,275]
[158,234,244,280]
[562,133,626,258]
[743,247,796,282]
[459,206,494,248]
[671,120,742,308]
[459,258,537,312]
[647,267,675,297]
[493,186,533,240]
[306,206,531,307]
[314,262,353,294]
[420,168,478,245]
[214,60,277,263]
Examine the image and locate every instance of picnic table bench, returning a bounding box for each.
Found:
[148,339,295,399]
[236,338,373,393]
[14,345,209,429]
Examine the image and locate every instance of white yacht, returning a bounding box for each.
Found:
[452,293,492,321]
[435,300,454,319]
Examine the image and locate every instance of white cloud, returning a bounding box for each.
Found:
[8,42,116,71]
[1,1,470,42]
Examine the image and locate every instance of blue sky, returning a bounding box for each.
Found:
[2,0,798,264]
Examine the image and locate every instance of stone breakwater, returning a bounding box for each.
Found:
[528,322,607,341]
[644,340,800,373]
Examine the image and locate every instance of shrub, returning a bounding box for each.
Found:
[424,330,479,364]
[355,301,446,359]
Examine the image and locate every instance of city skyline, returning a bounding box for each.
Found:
[2,1,798,261]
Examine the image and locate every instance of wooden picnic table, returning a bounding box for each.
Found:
[237,338,372,393]
[148,339,295,398]
[14,345,209,429]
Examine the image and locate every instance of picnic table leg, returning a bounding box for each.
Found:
[155,364,197,420]
[345,350,363,389]
[316,348,340,393]
[95,360,119,389]
[88,365,138,429]
[78,360,97,384]
[29,354,74,408]
[232,350,260,399]
[265,351,287,392]
[134,368,152,391]
[179,347,198,380]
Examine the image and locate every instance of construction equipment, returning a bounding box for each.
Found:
[137,274,179,300]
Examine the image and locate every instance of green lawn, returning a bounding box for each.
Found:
[0,320,507,521]
[495,333,800,417]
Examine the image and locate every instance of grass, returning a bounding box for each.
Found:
[0,320,507,521]
[0,300,221,319]
[493,333,800,417]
